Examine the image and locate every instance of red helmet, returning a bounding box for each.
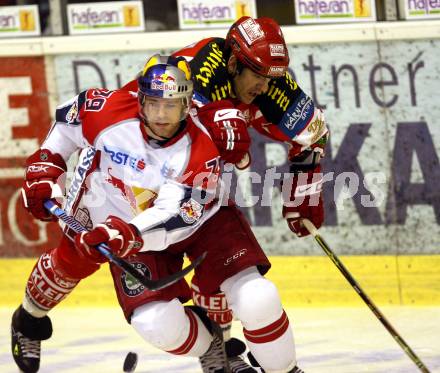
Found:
[226,16,289,78]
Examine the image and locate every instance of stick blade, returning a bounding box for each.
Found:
[147,251,207,291]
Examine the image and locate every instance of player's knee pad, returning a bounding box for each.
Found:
[222,270,296,371]
[131,299,186,350]
[131,299,212,356]
[221,267,283,329]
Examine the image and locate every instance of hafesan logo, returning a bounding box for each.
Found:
[67,1,145,34]
[177,0,257,29]
[295,0,376,23]
[0,5,40,36]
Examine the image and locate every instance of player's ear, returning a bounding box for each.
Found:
[227,55,238,76]
[181,97,190,119]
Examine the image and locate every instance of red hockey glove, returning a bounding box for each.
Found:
[282,164,324,237]
[74,216,144,263]
[197,100,251,166]
[21,149,67,222]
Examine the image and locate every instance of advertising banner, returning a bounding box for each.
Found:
[0,5,40,38]
[398,0,440,19]
[177,0,257,29]
[50,38,440,255]
[294,0,376,23]
[67,1,145,35]
[0,57,62,256]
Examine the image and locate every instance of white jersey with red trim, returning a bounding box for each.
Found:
[42,88,221,252]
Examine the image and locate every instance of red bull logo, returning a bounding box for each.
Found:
[153,73,176,82]
[151,73,177,91]
[105,168,137,212]
[105,168,157,214]
[179,198,203,224]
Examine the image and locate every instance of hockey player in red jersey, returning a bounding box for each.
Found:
[12,53,306,373]
[180,16,328,233]
[181,16,328,372]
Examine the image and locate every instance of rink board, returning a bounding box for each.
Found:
[1,255,439,307]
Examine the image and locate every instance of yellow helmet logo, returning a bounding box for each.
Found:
[141,54,191,81]
[142,55,159,76]
[177,60,191,80]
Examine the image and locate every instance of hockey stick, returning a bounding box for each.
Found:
[301,218,431,373]
[44,200,206,291]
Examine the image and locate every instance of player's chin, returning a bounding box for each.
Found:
[151,123,169,131]
[153,122,169,127]
[241,93,256,104]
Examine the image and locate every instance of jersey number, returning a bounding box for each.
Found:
[205,158,220,183]
[85,89,114,112]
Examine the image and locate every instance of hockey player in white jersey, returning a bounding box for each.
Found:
[11,55,221,372]
[12,54,305,373]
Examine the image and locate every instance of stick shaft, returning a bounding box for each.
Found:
[44,200,204,291]
[302,219,430,373]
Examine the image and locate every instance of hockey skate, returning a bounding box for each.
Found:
[228,355,258,373]
[199,334,257,373]
[11,305,52,373]
[225,338,257,373]
[288,367,305,373]
[247,351,305,373]
[199,333,230,373]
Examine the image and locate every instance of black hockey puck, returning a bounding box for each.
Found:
[123,351,138,372]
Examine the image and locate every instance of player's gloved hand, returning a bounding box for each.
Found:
[21,149,67,221]
[74,216,144,263]
[197,100,251,166]
[282,164,324,237]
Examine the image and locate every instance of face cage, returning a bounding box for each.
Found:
[138,91,192,123]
